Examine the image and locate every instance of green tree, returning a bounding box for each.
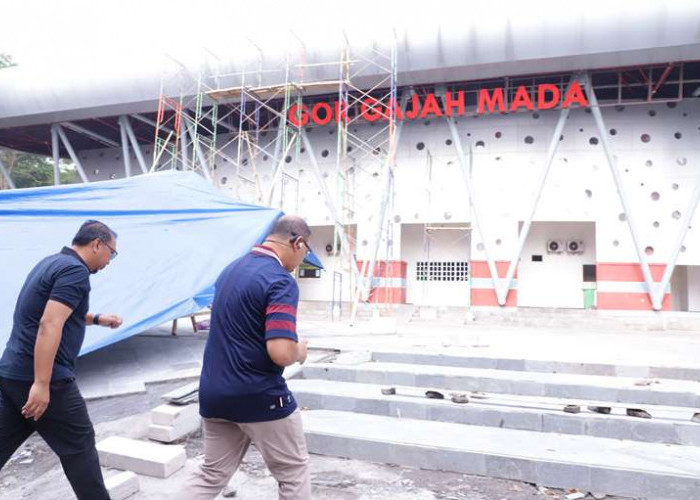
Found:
[0,149,80,189]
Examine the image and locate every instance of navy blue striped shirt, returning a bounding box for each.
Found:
[198,245,299,422]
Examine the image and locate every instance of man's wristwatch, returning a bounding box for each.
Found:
[93,314,101,326]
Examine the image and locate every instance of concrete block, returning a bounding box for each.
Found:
[104,470,139,500]
[151,402,200,427]
[149,403,201,443]
[97,436,186,478]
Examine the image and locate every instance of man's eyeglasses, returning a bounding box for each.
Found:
[101,240,118,260]
[290,234,312,256]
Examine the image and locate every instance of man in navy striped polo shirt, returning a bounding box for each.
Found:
[183,215,312,500]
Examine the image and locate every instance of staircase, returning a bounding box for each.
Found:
[294,349,700,499]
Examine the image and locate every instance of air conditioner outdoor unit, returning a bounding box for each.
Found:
[567,240,585,254]
[546,240,563,254]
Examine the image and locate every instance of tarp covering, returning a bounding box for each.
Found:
[0,171,286,355]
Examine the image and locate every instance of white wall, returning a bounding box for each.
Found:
[518,221,596,308]
[76,99,700,307]
[401,223,470,306]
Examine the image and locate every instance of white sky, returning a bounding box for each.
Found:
[0,0,696,70]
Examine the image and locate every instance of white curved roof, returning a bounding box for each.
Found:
[1,1,699,129]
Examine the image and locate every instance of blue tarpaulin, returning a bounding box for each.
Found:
[0,171,312,355]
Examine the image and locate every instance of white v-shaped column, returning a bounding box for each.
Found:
[585,75,700,311]
[447,74,582,306]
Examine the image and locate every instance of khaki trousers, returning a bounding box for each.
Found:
[180,409,311,500]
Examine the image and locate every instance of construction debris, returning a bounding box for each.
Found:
[160,381,199,405]
[587,406,611,415]
[563,405,581,414]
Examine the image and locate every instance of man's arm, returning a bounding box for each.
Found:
[267,338,308,367]
[22,299,73,421]
[85,312,123,329]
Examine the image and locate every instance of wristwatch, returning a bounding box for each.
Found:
[93,314,101,326]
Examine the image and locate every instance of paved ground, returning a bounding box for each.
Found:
[2,314,689,499]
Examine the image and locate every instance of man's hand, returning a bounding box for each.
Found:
[22,382,50,421]
[98,314,123,329]
[297,340,309,365]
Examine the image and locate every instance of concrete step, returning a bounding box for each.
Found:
[290,379,700,445]
[302,409,700,499]
[96,436,186,478]
[302,362,700,408]
[371,350,700,382]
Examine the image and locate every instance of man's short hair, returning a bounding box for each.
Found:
[72,220,117,246]
[269,215,311,240]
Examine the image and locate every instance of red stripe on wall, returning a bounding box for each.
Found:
[368,287,406,304]
[470,261,517,279]
[357,260,408,278]
[597,292,671,311]
[597,263,667,282]
[471,288,518,307]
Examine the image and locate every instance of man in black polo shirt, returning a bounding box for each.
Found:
[0,220,123,500]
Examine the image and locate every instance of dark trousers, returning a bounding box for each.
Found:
[0,377,109,500]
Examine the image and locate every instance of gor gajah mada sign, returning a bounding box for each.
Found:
[287,81,588,127]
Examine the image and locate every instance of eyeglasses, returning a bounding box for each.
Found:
[290,234,312,256]
[101,240,118,260]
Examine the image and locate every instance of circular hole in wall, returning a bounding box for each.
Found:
[444,212,452,220]
[109,173,116,179]
[641,133,651,143]
[646,160,653,167]
[476,243,485,251]
[648,110,656,117]
[424,120,431,126]
[524,136,534,144]
[416,142,425,151]
[677,157,688,166]
[667,102,677,109]
[675,132,683,140]
[653,221,660,228]
[393,215,401,223]
[495,131,502,138]
[221,177,227,184]
[672,183,679,190]
[645,246,654,256]
[445,139,453,146]
[533,112,540,119]
[285,156,292,163]
[496,239,502,245]
[475,140,485,148]
[619,213,627,222]
[613,240,620,247]
[321,150,329,158]
[615,105,625,112]
[589,137,599,145]
[585,189,592,198]
[672,211,682,220]
[651,192,660,201]
[681,246,687,252]
[610,128,617,136]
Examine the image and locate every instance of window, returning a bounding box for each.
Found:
[416,261,469,282]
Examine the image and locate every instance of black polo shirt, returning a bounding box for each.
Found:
[0,247,91,382]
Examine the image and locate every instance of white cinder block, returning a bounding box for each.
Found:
[151,403,200,427]
[104,470,139,500]
[97,436,186,478]
[149,403,201,443]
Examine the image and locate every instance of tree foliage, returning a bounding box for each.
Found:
[0,150,80,189]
